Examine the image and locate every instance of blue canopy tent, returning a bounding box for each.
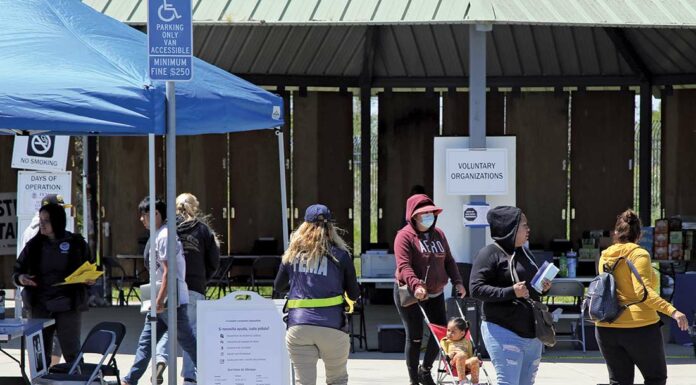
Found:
[0,1,288,383]
[0,0,282,136]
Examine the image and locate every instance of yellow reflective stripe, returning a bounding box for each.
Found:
[286,295,344,309]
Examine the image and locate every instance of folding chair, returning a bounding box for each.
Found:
[206,256,235,299]
[544,279,587,352]
[348,297,367,352]
[33,330,116,385]
[48,322,126,384]
[251,256,281,295]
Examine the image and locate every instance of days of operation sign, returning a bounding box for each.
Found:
[148,0,193,81]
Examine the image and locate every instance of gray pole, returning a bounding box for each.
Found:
[639,83,653,225]
[277,130,290,250]
[469,24,491,259]
[165,80,178,385]
[148,133,158,385]
[360,87,371,254]
[82,136,89,240]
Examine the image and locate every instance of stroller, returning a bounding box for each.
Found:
[418,299,492,385]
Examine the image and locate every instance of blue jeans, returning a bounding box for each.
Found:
[156,290,203,380]
[124,305,198,385]
[481,321,542,385]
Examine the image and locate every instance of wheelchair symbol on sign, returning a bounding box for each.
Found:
[158,0,182,22]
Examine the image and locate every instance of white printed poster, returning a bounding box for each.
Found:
[198,292,290,385]
[17,171,72,216]
[0,193,18,256]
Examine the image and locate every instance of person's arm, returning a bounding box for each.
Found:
[157,261,169,313]
[205,227,220,282]
[342,253,361,301]
[629,253,676,316]
[13,244,37,287]
[394,231,423,292]
[469,248,516,302]
[274,262,290,292]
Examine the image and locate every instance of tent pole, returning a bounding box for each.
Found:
[148,133,158,385]
[82,136,88,240]
[277,129,290,250]
[165,80,179,385]
[468,24,490,261]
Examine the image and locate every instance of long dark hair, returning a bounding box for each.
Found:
[613,209,642,244]
[39,203,67,239]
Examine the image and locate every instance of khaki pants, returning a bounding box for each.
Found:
[286,325,350,385]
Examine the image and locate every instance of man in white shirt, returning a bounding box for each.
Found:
[122,197,197,385]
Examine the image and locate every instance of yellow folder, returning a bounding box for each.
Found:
[53,261,104,286]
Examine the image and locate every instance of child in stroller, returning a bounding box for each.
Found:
[440,318,480,385]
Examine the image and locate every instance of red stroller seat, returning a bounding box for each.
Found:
[418,299,492,385]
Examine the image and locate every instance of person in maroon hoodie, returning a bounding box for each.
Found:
[393,194,466,385]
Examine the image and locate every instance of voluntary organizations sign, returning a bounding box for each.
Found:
[11,135,70,172]
[446,148,509,195]
[148,0,193,81]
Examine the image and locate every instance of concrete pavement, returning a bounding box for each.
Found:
[0,302,693,384]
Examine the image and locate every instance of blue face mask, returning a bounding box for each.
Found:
[420,213,435,228]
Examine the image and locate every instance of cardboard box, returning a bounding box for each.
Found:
[655,233,669,247]
[669,231,683,244]
[579,248,600,261]
[668,217,682,231]
[361,253,396,278]
[655,219,669,233]
[669,244,683,260]
[655,246,669,260]
[639,227,654,255]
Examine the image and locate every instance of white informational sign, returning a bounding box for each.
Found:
[445,148,509,195]
[198,291,290,385]
[463,203,490,228]
[12,135,70,172]
[17,171,72,216]
[0,193,18,256]
[434,137,516,264]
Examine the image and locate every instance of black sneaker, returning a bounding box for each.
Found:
[155,362,166,385]
[417,365,436,385]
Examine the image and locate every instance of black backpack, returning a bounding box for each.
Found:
[583,257,648,323]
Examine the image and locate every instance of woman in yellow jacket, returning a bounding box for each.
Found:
[596,210,689,385]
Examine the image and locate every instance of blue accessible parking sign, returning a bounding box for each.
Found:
[148,0,193,81]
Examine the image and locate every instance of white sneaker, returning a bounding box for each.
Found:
[183,379,197,385]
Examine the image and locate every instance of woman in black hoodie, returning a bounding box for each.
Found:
[469,206,551,385]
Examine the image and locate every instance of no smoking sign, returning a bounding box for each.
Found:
[12,135,69,172]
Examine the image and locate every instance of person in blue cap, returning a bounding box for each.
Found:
[274,204,360,385]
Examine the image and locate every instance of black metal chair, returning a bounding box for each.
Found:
[251,256,281,295]
[49,322,126,384]
[348,297,368,352]
[206,257,235,299]
[36,329,117,385]
[544,279,587,351]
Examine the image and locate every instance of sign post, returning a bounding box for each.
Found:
[148,2,192,384]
